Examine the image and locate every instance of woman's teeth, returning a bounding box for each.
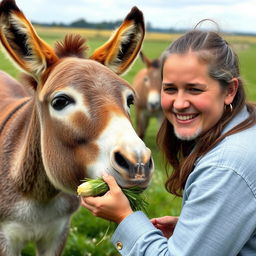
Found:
[176,114,196,121]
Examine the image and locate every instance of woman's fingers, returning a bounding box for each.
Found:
[81,196,95,210]
[102,172,121,194]
[152,216,179,225]
[150,216,179,238]
[80,173,133,223]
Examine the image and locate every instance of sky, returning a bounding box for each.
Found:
[15,0,256,34]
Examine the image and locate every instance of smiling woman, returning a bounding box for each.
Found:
[81,26,256,256]
[161,52,236,141]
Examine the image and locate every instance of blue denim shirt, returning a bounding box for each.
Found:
[112,106,256,255]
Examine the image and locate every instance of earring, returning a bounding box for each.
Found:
[225,103,233,112]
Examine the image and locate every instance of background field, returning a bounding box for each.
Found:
[1,26,256,256]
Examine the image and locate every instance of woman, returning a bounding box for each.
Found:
[81,28,256,255]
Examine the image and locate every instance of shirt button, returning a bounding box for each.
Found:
[116,241,123,250]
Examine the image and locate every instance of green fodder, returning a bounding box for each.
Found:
[77,178,148,212]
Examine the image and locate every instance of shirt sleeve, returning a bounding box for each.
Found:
[112,166,256,256]
[112,211,170,255]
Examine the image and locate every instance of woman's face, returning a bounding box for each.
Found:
[161,52,236,141]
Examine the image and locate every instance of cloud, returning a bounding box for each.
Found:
[15,0,256,33]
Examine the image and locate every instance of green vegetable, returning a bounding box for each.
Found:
[77,178,148,212]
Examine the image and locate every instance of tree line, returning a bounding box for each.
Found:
[32,18,256,36]
[32,19,185,34]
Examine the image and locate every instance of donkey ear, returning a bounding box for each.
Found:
[0,0,58,79]
[89,6,145,75]
[140,51,152,68]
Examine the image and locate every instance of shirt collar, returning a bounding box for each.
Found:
[222,106,249,135]
[193,106,248,167]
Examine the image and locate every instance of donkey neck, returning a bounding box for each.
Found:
[3,97,59,202]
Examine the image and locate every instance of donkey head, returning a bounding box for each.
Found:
[0,0,154,193]
[140,51,161,112]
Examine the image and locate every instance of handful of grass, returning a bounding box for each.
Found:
[77,178,148,212]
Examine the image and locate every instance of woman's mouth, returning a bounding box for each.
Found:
[175,113,199,122]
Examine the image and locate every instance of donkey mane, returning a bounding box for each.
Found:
[18,34,88,90]
[55,34,88,59]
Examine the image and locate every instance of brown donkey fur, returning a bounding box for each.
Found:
[0,1,154,255]
[132,51,163,139]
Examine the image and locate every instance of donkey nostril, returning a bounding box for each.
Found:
[148,158,153,169]
[114,152,129,170]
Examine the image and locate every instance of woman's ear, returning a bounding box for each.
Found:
[224,78,239,105]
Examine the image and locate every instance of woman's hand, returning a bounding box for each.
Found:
[81,173,133,224]
[151,216,179,238]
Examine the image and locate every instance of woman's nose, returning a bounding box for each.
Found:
[173,92,190,110]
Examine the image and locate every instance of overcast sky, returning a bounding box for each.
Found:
[15,0,256,34]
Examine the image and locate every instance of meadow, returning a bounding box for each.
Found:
[1,26,256,256]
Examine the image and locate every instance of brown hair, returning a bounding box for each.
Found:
[157,29,256,196]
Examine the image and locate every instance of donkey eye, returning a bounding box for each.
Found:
[144,76,149,83]
[51,95,75,111]
[127,94,134,108]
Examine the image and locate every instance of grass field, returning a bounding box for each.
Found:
[1,26,256,256]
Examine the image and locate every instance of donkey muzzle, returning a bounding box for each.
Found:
[110,148,154,188]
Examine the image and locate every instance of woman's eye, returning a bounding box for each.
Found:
[51,95,75,111]
[127,94,134,108]
[188,88,203,94]
[163,87,177,94]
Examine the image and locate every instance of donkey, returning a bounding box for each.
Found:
[132,51,163,140]
[0,1,154,255]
